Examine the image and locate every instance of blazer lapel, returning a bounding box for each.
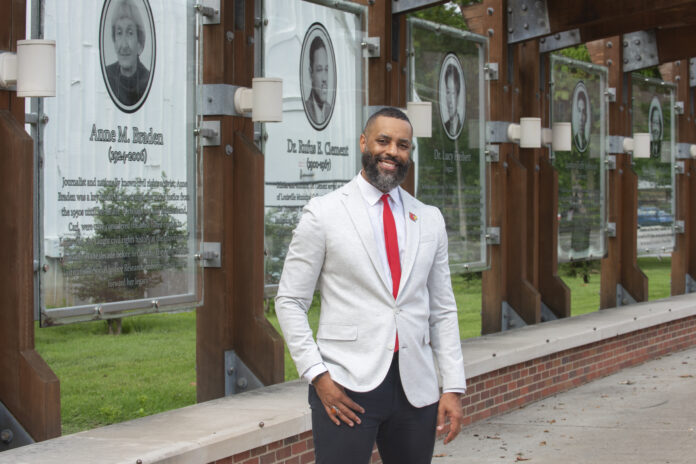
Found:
[398,189,421,298]
[341,180,393,294]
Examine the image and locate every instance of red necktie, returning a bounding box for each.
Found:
[381,194,400,351]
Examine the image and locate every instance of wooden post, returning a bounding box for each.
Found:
[588,37,648,308]
[0,0,61,441]
[196,0,284,402]
[663,60,696,295]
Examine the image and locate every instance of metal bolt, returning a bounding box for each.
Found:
[623,40,628,48]
[227,367,235,375]
[507,7,513,14]
[487,7,494,15]
[368,0,375,4]
[554,33,561,40]
[41,114,49,124]
[386,63,392,72]
[634,39,641,45]
[488,28,495,37]
[225,144,233,155]
[1,429,13,444]
[237,377,248,389]
[606,41,613,48]
[606,59,613,66]
[263,18,268,26]
[248,36,254,45]
[136,460,143,464]
[522,3,528,11]
[540,37,545,43]
[226,31,234,42]
[508,27,514,33]
[523,23,529,30]
[42,264,49,272]
[258,421,265,428]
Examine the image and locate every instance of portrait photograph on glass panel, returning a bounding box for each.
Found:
[632,75,676,256]
[300,22,337,131]
[438,53,466,141]
[99,0,157,113]
[408,18,487,272]
[550,56,607,263]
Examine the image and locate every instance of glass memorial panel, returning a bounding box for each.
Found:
[632,74,676,256]
[261,0,366,288]
[39,0,200,326]
[407,18,488,272]
[550,55,607,262]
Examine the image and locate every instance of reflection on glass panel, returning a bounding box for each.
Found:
[408,18,487,272]
[262,0,365,287]
[40,0,199,326]
[550,56,607,262]
[632,74,676,256]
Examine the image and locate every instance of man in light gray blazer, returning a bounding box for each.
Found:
[276,107,466,464]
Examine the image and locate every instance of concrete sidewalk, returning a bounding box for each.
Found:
[434,346,696,464]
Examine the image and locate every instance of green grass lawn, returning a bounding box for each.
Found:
[35,257,673,434]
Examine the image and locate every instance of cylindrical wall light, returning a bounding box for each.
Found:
[251,77,282,122]
[690,144,696,159]
[519,117,541,148]
[406,101,432,138]
[633,132,651,158]
[16,40,56,97]
[551,122,572,152]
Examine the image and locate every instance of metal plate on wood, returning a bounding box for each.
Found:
[199,84,243,116]
[622,31,658,72]
[224,350,264,395]
[0,400,34,451]
[686,274,696,293]
[197,120,220,146]
[392,0,442,14]
[616,283,637,307]
[502,301,527,331]
[195,0,220,25]
[690,58,696,87]
[540,301,558,322]
[507,0,550,44]
[539,29,581,53]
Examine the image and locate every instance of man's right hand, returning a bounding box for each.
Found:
[313,372,365,427]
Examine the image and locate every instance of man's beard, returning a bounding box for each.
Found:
[361,150,410,192]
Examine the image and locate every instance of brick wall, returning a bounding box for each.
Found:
[210,315,696,464]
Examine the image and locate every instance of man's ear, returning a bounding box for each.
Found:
[359,133,366,153]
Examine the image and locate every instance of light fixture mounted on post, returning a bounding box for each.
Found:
[507,117,542,148]
[541,122,572,152]
[0,40,56,97]
[233,77,283,122]
[406,101,432,138]
[632,132,651,158]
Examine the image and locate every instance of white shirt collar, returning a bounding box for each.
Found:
[356,172,401,207]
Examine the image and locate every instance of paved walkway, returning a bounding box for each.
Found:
[434,347,696,464]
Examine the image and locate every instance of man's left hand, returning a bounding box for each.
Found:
[436,392,463,444]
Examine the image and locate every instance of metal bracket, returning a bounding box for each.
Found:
[196,242,221,268]
[674,220,685,234]
[675,161,686,174]
[361,37,380,58]
[484,62,499,81]
[622,30,659,72]
[675,101,685,115]
[195,0,220,25]
[690,58,696,88]
[606,136,626,154]
[485,227,500,245]
[502,301,527,331]
[485,144,500,163]
[686,274,696,293]
[676,143,693,160]
[199,84,246,116]
[539,29,581,53]
[486,121,511,143]
[616,283,637,307]
[605,222,617,238]
[605,87,617,103]
[507,0,550,44]
[1,400,34,451]
[224,350,264,395]
[392,0,444,14]
[605,154,617,170]
[196,120,220,147]
[540,302,559,322]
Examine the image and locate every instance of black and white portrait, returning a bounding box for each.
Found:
[99,0,156,113]
[438,53,465,140]
[571,81,590,153]
[300,23,336,131]
[649,96,663,158]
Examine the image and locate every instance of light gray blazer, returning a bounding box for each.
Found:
[275,177,466,407]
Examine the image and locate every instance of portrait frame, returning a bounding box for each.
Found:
[438,52,466,140]
[99,0,157,114]
[571,81,591,153]
[649,96,664,158]
[299,22,337,131]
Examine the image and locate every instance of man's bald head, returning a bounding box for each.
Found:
[363,107,412,137]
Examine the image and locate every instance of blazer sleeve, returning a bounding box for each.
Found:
[426,208,467,392]
[275,198,326,378]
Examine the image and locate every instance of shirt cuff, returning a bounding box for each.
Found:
[302,363,328,384]
[443,388,467,394]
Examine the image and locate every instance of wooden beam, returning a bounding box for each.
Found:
[657,26,696,63]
